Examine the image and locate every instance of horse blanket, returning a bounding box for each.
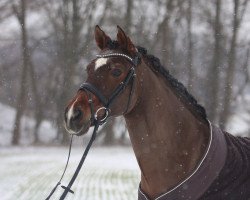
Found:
[138,125,250,200]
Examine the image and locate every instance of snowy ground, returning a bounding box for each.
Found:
[0,102,139,200]
[0,146,140,200]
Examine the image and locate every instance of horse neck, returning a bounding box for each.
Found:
[124,61,210,199]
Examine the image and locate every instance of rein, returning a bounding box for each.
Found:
[45,52,140,200]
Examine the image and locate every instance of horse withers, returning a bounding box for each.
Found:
[64,25,250,200]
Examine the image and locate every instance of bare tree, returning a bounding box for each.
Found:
[235,43,250,98]
[12,0,30,145]
[54,0,83,144]
[160,0,175,66]
[186,0,194,92]
[125,0,133,34]
[220,0,249,128]
[28,58,42,143]
[205,0,223,123]
[0,1,14,21]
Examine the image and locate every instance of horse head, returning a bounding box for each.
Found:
[64,25,141,135]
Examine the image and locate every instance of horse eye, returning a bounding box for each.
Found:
[111,68,122,77]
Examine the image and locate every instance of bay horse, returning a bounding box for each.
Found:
[64,26,250,200]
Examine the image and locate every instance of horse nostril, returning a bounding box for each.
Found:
[72,109,82,121]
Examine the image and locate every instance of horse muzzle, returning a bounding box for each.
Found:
[64,106,91,136]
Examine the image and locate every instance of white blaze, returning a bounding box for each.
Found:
[95,58,108,71]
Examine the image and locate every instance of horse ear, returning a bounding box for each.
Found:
[95,25,111,50]
[116,25,137,55]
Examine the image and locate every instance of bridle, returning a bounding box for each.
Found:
[45,52,140,200]
[79,52,141,125]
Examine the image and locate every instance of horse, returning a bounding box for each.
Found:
[64,25,250,200]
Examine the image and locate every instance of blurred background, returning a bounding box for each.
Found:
[0,0,250,199]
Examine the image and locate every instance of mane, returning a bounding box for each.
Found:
[107,41,207,121]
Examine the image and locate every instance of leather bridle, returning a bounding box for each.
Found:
[45,52,141,200]
[79,52,141,125]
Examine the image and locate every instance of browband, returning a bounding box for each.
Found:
[96,52,140,66]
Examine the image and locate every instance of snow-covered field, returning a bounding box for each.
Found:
[0,103,140,200]
[0,146,140,200]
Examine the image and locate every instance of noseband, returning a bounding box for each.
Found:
[79,52,141,124]
[45,52,140,200]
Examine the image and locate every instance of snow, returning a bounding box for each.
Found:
[0,103,57,146]
[227,92,250,136]
[0,146,140,200]
[0,102,140,199]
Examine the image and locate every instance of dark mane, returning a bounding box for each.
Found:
[137,46,207,121]
[107,41,207,121]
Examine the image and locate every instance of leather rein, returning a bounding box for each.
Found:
[45,52,140,200]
